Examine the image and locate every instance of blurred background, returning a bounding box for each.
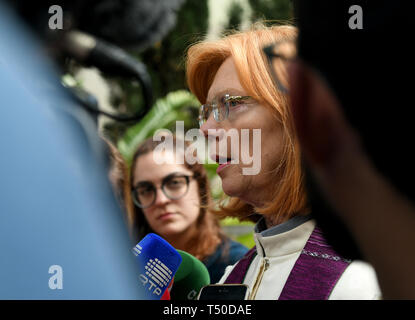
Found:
[63,0,294,248]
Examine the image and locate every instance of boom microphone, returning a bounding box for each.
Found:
[10,0,185,51]
[133,233,182,300]
[74,0,186,51]
[170,250,210,300]
[62,30,152,121]
[9,0,187,122]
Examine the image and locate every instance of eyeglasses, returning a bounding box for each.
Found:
[131,173,195,209]
[263,40,297,94]
[198,94,253,127]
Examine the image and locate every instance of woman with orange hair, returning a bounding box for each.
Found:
[186,24,381,299]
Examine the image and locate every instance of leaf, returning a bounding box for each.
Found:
[117,90,200,164]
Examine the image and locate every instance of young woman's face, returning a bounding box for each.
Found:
[132,150,200,237]
[200,57,285,207]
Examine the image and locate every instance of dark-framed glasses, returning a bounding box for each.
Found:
[198,94,252,127]
[263,40,297,94]
[132,173,195,209]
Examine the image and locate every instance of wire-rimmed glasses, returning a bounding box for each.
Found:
[198,94,252,127]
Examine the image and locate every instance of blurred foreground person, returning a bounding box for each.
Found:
[0,0,185,298]
[0,3,143,298]
[186,24,381,299]
[282,0,415,299]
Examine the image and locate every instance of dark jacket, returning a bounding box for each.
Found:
[203,238,249,284]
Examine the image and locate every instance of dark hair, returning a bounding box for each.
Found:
[127,135,225,260]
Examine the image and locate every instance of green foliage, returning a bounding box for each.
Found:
[221,217,255,227]
[248,0,294,23]
[117,88,226,200]
[104,0,293,144]
[139,0,208,102]
[228,2,244,30]
[221,217,255,248]
[117,90,200,164]
[102,1,209,143]
[105,0,294,247]
[235,232,255,249]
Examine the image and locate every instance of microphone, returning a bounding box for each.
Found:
[132,233,182,300]
[170,250,210,300]
[73,0,186,51]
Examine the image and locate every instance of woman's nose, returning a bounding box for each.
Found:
[200,113,220,139]
[153,188,170,206]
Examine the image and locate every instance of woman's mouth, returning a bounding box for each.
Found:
[158,212,175,220]
[213,155,233,174]
[216,161,231,173]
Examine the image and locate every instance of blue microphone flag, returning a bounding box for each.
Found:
[133,233,182,299]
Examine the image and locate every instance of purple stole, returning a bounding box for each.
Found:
[224,226,351,300]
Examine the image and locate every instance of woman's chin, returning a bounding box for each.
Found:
[221,176,262,207]
[219,165,248,198]
[221,179,243,199]
[152,223,178,236]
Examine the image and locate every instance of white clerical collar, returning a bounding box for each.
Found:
[253,215,315,258]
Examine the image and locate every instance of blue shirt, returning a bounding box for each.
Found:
[203,238,249,284]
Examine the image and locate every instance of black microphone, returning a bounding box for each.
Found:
[61,30,152,121]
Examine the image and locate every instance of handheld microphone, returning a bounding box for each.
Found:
[170,250,210,300]
[133,233,182,300]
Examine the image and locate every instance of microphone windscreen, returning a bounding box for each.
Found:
[76,0,186,50]
[133,233,182,299]
[10,0,185,51]
[170,250,210,300]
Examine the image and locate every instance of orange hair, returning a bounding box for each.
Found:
[186,24,308,224]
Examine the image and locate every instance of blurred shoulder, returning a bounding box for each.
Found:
[227,239,249,262]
